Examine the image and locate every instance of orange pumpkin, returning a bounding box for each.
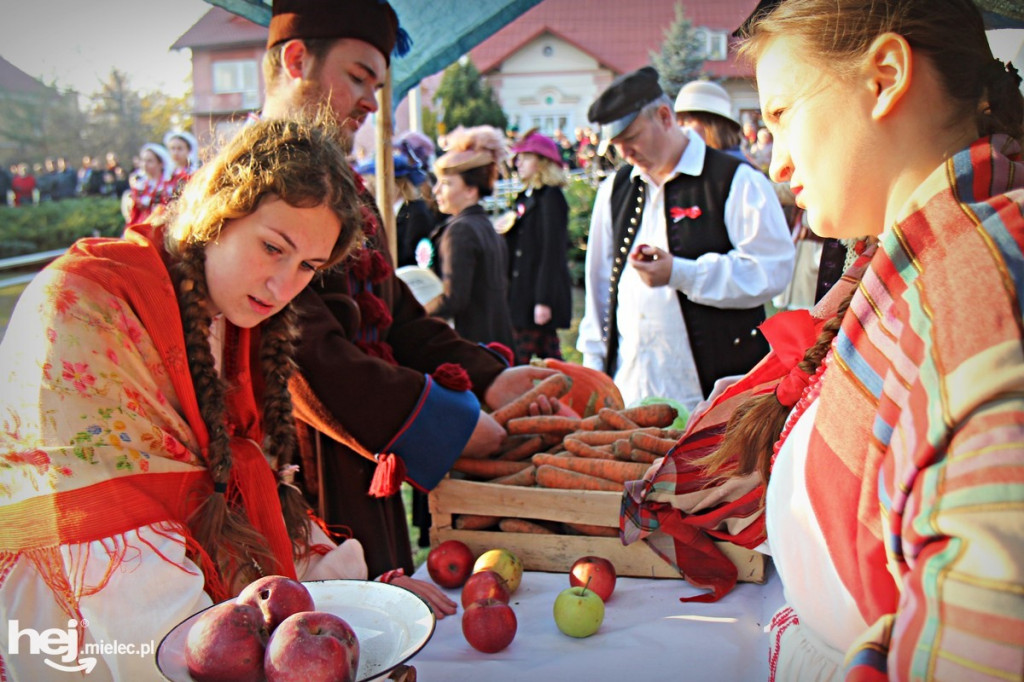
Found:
[533,358,624,417]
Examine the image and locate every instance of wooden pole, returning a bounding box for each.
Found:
[375,68,397,266]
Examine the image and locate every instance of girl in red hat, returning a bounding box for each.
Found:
[505,130,574,364]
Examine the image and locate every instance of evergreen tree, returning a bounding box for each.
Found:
[649,3,708,98]
[433,58,507,134]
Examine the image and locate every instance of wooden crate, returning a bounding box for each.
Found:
[428,477,766,583]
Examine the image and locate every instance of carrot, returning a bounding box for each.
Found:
[628,431,678,456]
[489,465,537,487]
[610,438,633,459]
[564,522,619,537]
[454,514,501,530]
[452,458,532,479]
[490,373,573,426]
[535,464,623,491]
[563,437,616,459]
[498,518,557,534]
[569,428,644,446]
[578,414,603,431]
[629,448,660,464]
[506,415,582,436]
[532,452,649,484]
[597,408,639,430]
[619,403,679,428]
[496,435,545,461]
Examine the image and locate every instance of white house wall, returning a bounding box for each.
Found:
[487,33,614,137]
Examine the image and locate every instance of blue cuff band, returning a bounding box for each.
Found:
[383,375,480,490]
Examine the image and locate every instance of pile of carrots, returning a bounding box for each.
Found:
[447,373,682,536]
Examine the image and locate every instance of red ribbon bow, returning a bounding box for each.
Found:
[670,205,702,222]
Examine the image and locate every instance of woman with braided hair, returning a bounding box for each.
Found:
[0,114,451,680]
[622,1,1024,679]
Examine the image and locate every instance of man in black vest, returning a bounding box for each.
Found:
[577,66,794,410]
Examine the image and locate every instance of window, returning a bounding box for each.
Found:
[694,29,729,62]
[529,114,570,137]
[212,60,258,95]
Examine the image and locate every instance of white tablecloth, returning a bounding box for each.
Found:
[407,561,785,681]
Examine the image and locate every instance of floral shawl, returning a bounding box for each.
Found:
[0,225,296,619]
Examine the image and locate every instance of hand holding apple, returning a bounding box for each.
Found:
[569,556,617,602]
[236,574,316,631]
[427,539,476,589]
[264,611,360,682]
[472,548,524,593]
[185,602,268,681]
[553,582,605,638]
[461,570,511,608]
[462,598,517,653]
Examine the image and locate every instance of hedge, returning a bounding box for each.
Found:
[0,198,124,257]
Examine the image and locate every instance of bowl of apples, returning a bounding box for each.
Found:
[156,576,435,681]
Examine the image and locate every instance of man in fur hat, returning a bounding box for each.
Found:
[260,0,558,583]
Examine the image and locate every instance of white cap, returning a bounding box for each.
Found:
[673,80,739,126]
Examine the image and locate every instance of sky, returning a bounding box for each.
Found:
[0,0,215,98]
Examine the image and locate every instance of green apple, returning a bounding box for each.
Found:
[472,548,524,593]
[552,585,604,638]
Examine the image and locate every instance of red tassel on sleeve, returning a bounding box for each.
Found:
[369,452,407,498]
[432,362,472,392]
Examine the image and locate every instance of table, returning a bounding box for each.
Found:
[406,562,785,681]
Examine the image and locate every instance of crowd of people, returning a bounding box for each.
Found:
[0,153,128,207]
[0,0,1021,679]
[0,130,201,221]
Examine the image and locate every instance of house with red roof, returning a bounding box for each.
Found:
[171,1,762,157]
[170,7,270,147]
[467,0,760,138]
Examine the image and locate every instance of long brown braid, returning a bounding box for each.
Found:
[699,284,858,484]
[174,245,278,587]
[162,112,366,588]
[255,301,313,555]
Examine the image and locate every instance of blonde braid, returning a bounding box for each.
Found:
[174,245,275,588]
[700,285,857,482]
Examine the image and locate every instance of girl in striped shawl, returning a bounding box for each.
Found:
[622,1,1024,680]
[721,1,1024,679]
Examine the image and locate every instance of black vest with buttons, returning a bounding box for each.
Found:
[605,148,769,397]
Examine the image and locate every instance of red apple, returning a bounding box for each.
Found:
[461,570,511,608]
[569,555,617,602]
[264,611,360,682]
[461,598,517,653]
[185,602,268,682]
[236,574,316,632]
[427,539,475,588]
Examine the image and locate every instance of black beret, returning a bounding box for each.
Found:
[587,66,664,141]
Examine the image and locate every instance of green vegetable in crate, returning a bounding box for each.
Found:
[632,396,689,431]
